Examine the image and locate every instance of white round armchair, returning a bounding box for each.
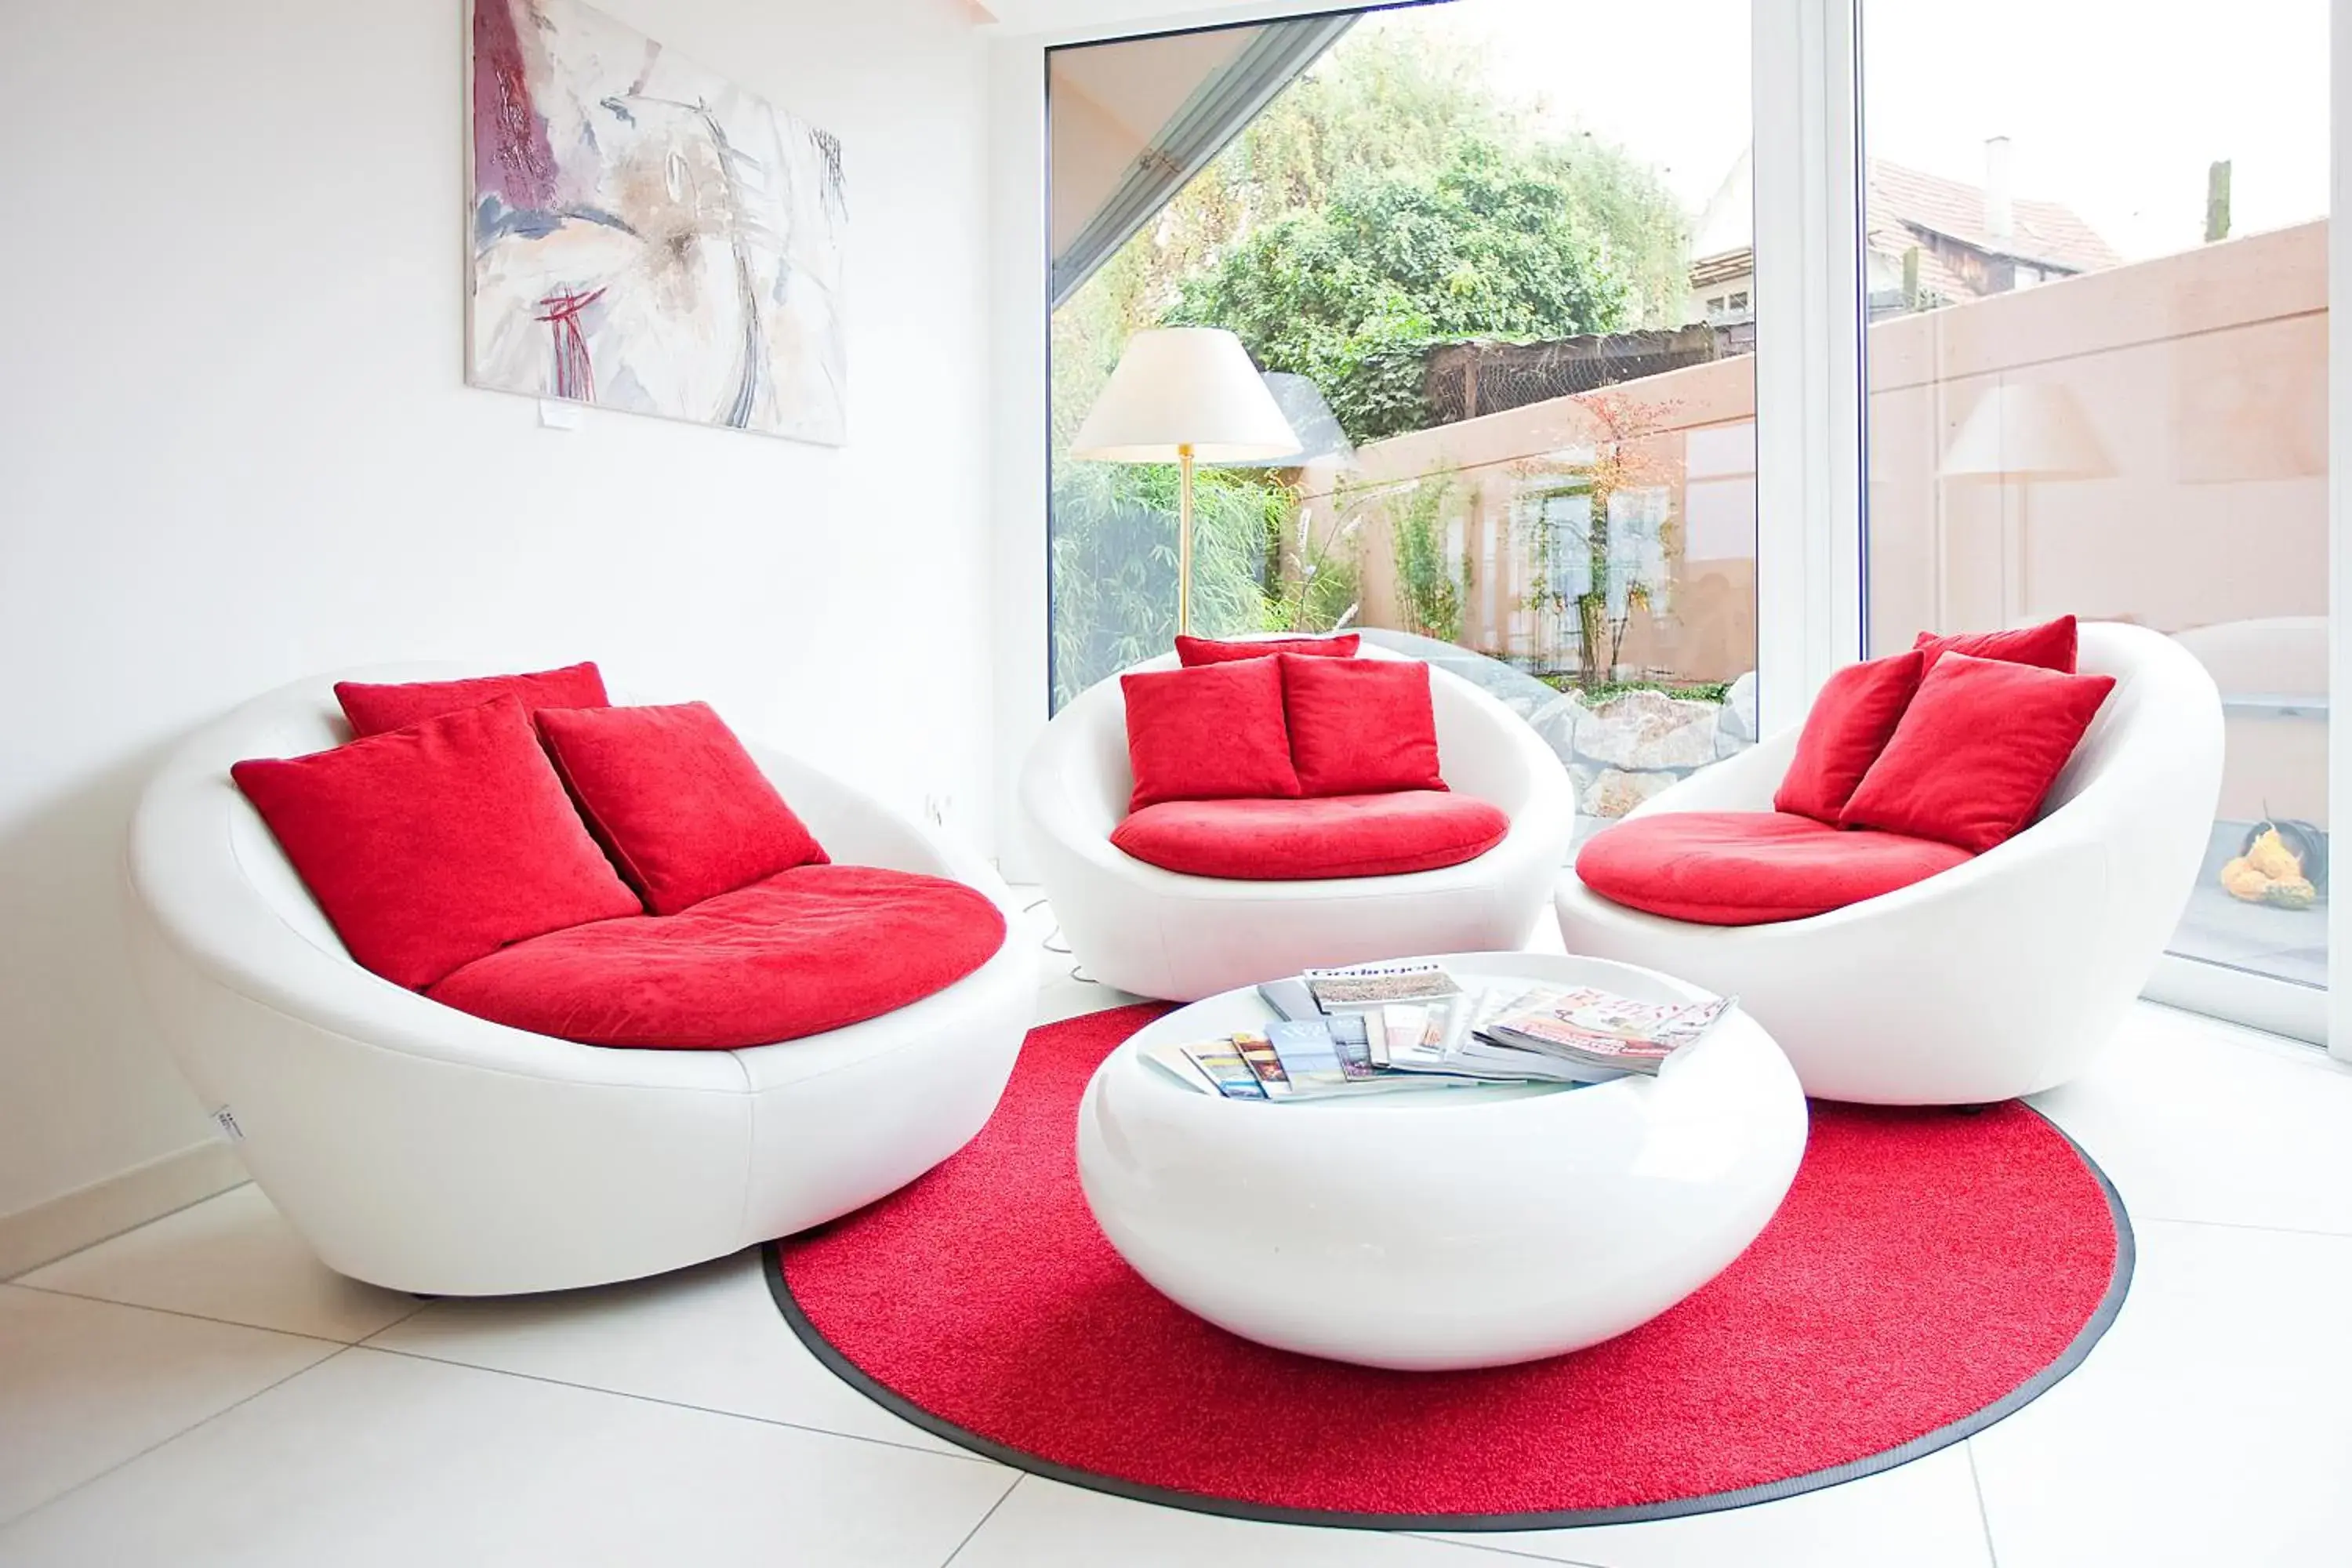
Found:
[125,666,1036,1296]
[1021,644,1575,1001]
[1555,623,2223,1105]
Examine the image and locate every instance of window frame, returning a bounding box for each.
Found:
[1751,0,1863,733]
[2330,0,2349,1063]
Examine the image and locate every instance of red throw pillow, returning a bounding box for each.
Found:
[1839,653,2117,852]
[1279,654,1446,796]
[1120,658,1301,812]
[1914,615,2077,675]
[1175,633,1359,666]
[1773,650,1926,824]
[336,662,608,737]
[230,696,641,989]
[535,702,828,915]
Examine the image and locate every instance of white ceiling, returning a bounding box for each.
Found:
[981,0,1367,41]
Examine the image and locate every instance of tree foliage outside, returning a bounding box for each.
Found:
[1167,141,1636,441]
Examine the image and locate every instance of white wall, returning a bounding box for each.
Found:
[0,0,993,1246]
[988,33,1053,880]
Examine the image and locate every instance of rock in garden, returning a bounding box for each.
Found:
[1573,689,1719,771]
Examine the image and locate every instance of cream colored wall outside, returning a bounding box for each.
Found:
[1297,354,1760,687]
[1306,218,2326,822]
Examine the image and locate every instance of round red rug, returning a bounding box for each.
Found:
[768,1003,2130,1530]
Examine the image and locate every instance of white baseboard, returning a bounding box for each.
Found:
[0,1140,248,1279]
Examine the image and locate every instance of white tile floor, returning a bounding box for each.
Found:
[4,898,2350,1566]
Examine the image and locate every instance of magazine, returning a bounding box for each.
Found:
[1477,988,1737,1076]
[1302,960,1465,1010]
[1378,1003,1430,1067]
[1141,1040,1219,1094]
[1325,1011,1376,1078]
[1547,986,1730,1046]
[1231,1030,1294,1098]
[1267,1017,1505,1095]
[1181,1042,1265,1099]
[1255,977,1322,1022]
[1265,1021,1357,1098]
[1381,993,1590,1084]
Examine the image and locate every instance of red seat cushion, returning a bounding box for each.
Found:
[425,866,1007,1049]
[335,662,608,737]
[1120,658,1301,812]
[1915,615,2078,675]
[1279,654,1447,796]
[1110,793,1508,880]
[1575,811,1973,926]
[1773,649,1926,824]
[230,696,642,989]
[1841,652,2117,852]
[536,702,827,915]
[1175,633,1359,666]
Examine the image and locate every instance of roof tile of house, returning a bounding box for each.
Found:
[1683,156,2119,304]
[1866,158,2121,275]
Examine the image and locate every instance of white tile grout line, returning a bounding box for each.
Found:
[937,1472,1024,1567]
[0,1277,388,1352]
[1965,1439,2002,1568]
[1401,1532,1613,1566]
[923,1481,1608,1568]
[0,1342,358,1535]
[349,1338,1006,1466]
[0,1277,993,1475]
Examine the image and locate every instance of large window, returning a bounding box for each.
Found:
[1861,1,2332,1002]
[1047,2,1756,841]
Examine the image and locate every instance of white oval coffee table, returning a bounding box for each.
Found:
[1075,951,1809,1371]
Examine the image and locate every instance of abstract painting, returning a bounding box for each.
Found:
[467,0,848,443]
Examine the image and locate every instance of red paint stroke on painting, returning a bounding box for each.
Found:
[537,289,605,401]
[473,0,560,210]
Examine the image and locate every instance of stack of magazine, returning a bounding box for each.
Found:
[1141,960,1737,1102]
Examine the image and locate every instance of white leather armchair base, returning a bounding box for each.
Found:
[126,667,1037,1297]
[1022,644,1576,1002]
[1555,625,2223,1105]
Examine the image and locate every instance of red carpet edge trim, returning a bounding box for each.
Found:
[761,1106,2134,1534]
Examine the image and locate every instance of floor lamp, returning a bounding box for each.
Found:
[1938,379,2111,626]
[1070,328,1301,637]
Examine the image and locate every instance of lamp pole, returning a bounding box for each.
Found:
[1177,443,1196,636]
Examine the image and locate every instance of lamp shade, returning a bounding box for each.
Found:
[1939,380,2113,481]
[1069,328,1302,463]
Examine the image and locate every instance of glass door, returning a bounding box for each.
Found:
[1047,1,1760,849]
[1859,0,2332,1038]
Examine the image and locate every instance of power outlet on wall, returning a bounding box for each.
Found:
[922,793,954,830]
